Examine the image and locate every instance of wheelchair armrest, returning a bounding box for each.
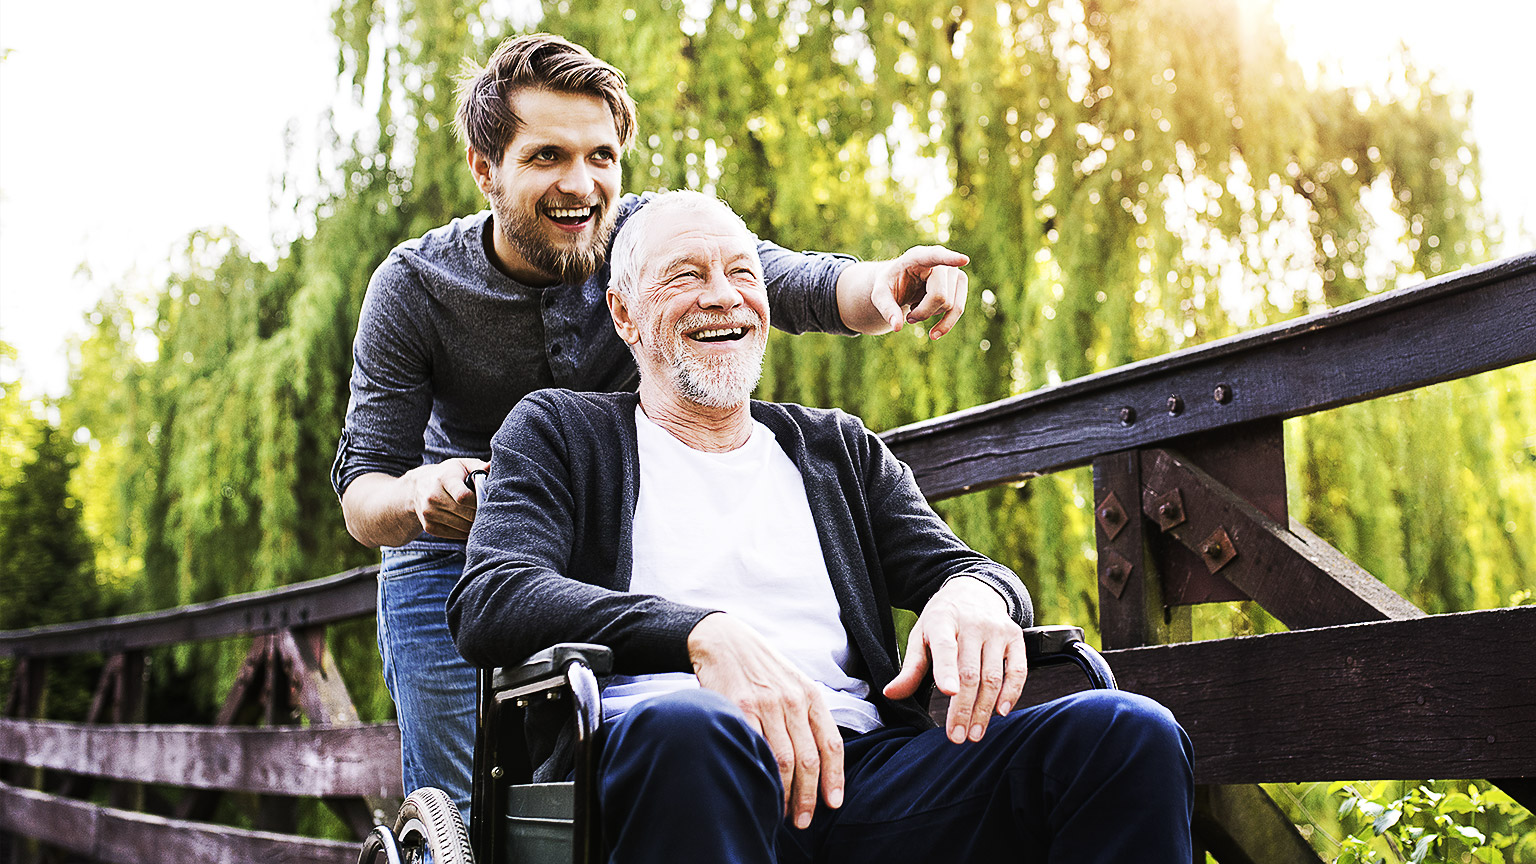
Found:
[1021,625,1118,691]
[491,643,614,698]
[476,643,612,864]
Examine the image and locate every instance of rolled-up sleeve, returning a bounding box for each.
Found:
[757,240,858,336]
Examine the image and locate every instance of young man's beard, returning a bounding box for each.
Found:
[489,187,619,285]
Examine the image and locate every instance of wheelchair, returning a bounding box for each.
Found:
[358,626,1117,864]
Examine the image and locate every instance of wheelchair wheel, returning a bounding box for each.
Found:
[394,787,474,864]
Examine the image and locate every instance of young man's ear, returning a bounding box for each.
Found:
[607,289,641,347]
[466,146,496,195]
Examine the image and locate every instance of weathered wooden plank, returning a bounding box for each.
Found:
[1020,607,1536,784]
[0,565,379,659]
[884,252,1536,500]
[1140,449,1423,628]
[0,719,402,798]
[0,780,356,864]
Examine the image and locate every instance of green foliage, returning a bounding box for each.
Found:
[39,0,1530,714]
[0,344,115,718]
[1330,781,1534,864]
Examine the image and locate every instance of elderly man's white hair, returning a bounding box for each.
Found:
[608,190,760,307]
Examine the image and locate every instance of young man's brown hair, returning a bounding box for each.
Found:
[454,33,639,163]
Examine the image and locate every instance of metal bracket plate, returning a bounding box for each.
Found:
[1099,550,1135,598]
[1096,492,1129,541]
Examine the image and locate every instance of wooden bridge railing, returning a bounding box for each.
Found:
[1,251,1532,863]
[0,567,395,863]
[888,250,1536,862]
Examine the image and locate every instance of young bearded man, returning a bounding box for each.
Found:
[332,34,976,814]
[450,191,1194,863]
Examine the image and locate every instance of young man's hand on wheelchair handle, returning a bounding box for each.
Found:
[883,575,1029,744]
[688,612,846,830]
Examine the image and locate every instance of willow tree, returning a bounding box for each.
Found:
[61,0,1530,730]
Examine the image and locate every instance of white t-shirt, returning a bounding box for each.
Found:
[599,407,883,733]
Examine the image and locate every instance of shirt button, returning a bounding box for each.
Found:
[550,343,563,356]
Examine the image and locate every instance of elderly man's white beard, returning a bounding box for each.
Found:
[647,309,767,408]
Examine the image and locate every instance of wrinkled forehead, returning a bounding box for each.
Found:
[640,208,760,274]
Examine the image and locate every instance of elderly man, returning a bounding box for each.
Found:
[450,191,1193,863]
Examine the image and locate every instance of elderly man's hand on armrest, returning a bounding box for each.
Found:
[687,612,846,830]
[883,575,1029,745]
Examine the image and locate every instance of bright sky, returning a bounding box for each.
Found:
[1,0,1531,399]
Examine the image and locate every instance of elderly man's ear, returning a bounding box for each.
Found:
[607,289,641,347]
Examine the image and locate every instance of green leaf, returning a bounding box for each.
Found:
[1409,834,1437,864]
[1451,824,1487,845]
[1441,792,1477,813]
[1473,844,1505,864]
[1373,808,1402,836]
[1339,797,1358,818]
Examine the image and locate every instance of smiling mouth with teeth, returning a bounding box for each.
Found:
[687,327,749,343]
[544,205,595,226]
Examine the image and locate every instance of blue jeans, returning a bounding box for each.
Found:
[378,548,477,819]
[598,689,1194,863]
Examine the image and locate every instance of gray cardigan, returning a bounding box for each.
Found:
[449,389,1032,774]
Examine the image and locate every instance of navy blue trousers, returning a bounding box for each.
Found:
[597,688,1194,863]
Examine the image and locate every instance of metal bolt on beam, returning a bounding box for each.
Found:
[1150,488,1188,531]
[1096,492,1129,540]
[1199,526,1238,573]
[1119,406,1137,425]
[1167,395,1184,415]
[1213,383,1233,404]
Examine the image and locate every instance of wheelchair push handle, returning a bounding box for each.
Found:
[466,467,490,507]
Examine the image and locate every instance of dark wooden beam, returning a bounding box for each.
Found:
[1139,449,1423,628]
[1019,607,1536,784]
[0,718,401,797]
[0,565,379,659]
[883,252,1536,500]
[1151,421,1287,605]
[277,627,389,840]
[1094,450,1189,649]
[0,779,356,864]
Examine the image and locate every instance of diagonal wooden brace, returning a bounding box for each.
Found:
[275,628,389,839]
[1141,448,1423,629]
